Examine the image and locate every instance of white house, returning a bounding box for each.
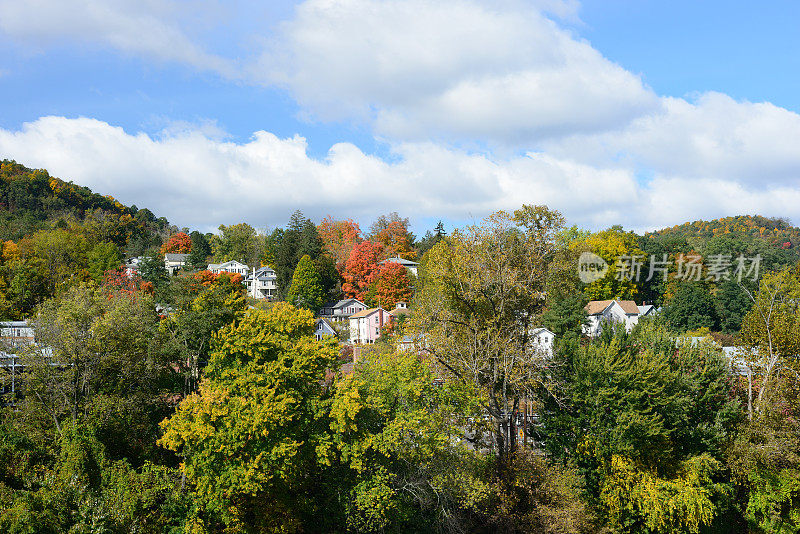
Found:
[0,321,34,350]
[388,301,410,320]
[124,256,142,278]
[530,327,555,356]
[637,304,656,317]
[245,267,278,300]
[349,307,393,344]
[314,317,338,341]
[379,257,419,277]
[164,253,190,275]
[319,298,368,322]
[207,260,249,276]
[583,300,641,336]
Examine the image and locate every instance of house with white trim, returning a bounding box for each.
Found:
[583,300,641,336]
[319,298,368,322]
[245,267,278,300]
[207,260,249,276]
[315,318,338,341]
[164,253,190,275]
[531,327,555,356]
[349,307,393,344]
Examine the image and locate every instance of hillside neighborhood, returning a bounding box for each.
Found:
[2,1,800,529]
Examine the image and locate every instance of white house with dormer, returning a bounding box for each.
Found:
[583,300,641,337]
[207,260,249,276]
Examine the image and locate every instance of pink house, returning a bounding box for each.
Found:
[348,307,393,344]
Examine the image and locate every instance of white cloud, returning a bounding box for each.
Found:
[544,92,800,189]
[0,0,234,75]
[1,116,797,234]
[260,0,658,144]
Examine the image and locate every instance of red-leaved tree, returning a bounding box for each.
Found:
[342,240,384,302]
[161,232,192,254]
[367,261,412,308]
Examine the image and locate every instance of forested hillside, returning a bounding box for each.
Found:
[645,215,800,268]
[0,160,174,318]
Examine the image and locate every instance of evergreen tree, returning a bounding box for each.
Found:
[662,282,720,331]
[287,255,325,311]
[187,230,211,268]
[274,211,323,297]
[137,250,169,297]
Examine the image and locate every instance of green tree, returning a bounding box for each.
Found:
[273,211,324,297]
[738,263,800,419]
[159,303,339,531]
[210,223,264,266]
[583,226,646,301]
[87,241,122,284]
[412,205,565,469]
[187,230,211,268]
[538,322,743,532]
[137,250,169,296]
[287,254,325,311]
[662,281,720,332]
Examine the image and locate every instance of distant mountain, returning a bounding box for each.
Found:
[0,159,172,252]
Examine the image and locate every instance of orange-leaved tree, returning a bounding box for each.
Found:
[373,219,416,260]
[367,261,412,308]
[318,216,362,272]
[161,232,192,254]
[342,240,384,303]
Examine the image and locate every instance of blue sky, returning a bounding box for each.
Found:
[1,0,799,234]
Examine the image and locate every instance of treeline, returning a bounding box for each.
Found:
[4,204,798,532]
[1,161,799,532]
[171,211,444,311]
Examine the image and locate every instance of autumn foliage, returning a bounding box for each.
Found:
[368,261,412,308]
[341,240,384,302]
[102,266,153,294]
[317,216,362,271]
[190,269,244,291]
[161,232,192,254]
[373,220,416,260]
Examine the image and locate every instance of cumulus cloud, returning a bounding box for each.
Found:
[1,116,797,234]
[0,0,234,75]
[260,0,658,144]
[545,92,800,189]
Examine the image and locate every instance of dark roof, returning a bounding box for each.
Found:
[322,298,366,310]
[380,257,418,266]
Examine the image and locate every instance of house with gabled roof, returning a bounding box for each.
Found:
[319,298,368,322]
[379,257,419,277]
[530,327,555,356]
[314,317,338,341]
[583,300,641,337]
[164,253,190,275]
[349,307,393,344]
[207,260,249,276]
